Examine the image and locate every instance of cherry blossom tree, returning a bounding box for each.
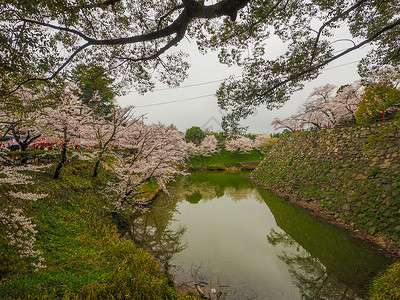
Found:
[36,91,95,179]
[106,123,189,212]
[295,107,329,130]
[83,102,138,177]
[254,133,269,149]
[271,116,298,133]
[327,81,363,124]
[271,81,363,132]
[0,207,46,271]
[198,135,219,156]
[0,84,55,152]
[302,84,337,127]
[0,111,19,143]
[225,136,253,153]
[363,66,400,88]
[183,141,200,157]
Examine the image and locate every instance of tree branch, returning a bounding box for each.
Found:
[263,18,400,97]
[5,0,252,89]
[310,0,369,65]
[112,28,187,63]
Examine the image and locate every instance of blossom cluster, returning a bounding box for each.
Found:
[0,163,51,270]
[185,133,275,155]
[9,191,48,201]
[271,80,363,132]
[185,135,220,156]
[105,123,189,212]
[0,207,46,271]
[225,136,254,153]
[0,164,52,185]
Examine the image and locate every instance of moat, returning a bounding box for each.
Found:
[127,172,390,299]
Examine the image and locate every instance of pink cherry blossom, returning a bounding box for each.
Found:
[226,136,253,153]
[198,135,219,156]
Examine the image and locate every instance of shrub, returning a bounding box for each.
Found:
[370,262,400,300]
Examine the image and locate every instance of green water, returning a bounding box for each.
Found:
[127,172,391,300]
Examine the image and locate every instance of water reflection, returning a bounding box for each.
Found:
[128,172,390,299]
[268,229,363,299]
[124,196,186,263]
[262,188,388,299]
[172,172,265,204]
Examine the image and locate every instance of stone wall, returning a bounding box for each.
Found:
[251,121,400,254]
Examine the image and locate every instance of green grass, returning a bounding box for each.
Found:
[185,149,266,170]
[0,160,192,299]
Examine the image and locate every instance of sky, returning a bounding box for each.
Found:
[117,32,370,134]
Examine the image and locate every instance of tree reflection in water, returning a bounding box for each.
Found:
[124,197,186,263]
[124,172,259,262]
[268,229,363,300]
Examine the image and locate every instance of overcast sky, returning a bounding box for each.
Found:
[117,33,370,134]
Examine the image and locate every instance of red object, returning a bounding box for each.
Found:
[382,110,385,122]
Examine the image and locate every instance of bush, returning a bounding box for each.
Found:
[260,137,277,152]
[370,262,400,300]
[355,80,400,125]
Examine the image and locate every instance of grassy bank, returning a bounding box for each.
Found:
[186,149,265,171]
[0,159,191,299]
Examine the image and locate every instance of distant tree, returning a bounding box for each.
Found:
[211,131,227,143]
[271,116,298,133]
[225,136,253,153]
[184,141,199,157]
[198,135,219,156]
[328,81,363,124]
[356,67,400,124]
[303,84,337,126]
[70,64,117,116]
[184,126,206,144]
[169,124,178,131]
[84,104,138,177]
[254,133,277,151]
[272,80,363,131]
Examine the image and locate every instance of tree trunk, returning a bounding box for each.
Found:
[54,127,68,179]
[93,150,104,177]
[93,158,101,177]
[20,143,28,164]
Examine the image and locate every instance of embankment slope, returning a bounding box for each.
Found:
[251,122,400,257]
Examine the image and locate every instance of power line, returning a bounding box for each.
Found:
[136,94,215,108]
[153,76,242,91]
[135,60,360,108]
[324,59,359,71]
